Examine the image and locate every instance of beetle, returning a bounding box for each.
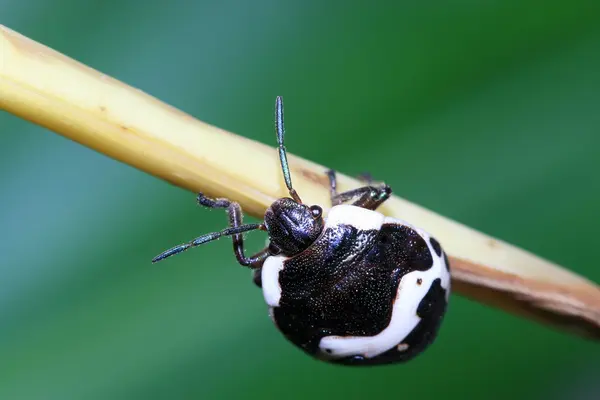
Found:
[152,96,451,366]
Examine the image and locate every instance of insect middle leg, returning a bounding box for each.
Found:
[326,169,392,211]
[197,193,269,268]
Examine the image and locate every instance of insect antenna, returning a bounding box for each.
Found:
[275,96,302,204]
[152,223,264,263]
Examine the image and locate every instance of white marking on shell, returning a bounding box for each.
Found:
[318,219,451,360]
[326,204,385,231]
[397,343,409,351]
[261,255,287,307]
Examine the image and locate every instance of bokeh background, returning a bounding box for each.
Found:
[1,1,600,399]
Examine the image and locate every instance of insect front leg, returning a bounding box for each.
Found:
[197,193,270,268]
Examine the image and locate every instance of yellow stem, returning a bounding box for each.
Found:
[2,25,599,340]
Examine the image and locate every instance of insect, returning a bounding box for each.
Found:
[153,96,451,366]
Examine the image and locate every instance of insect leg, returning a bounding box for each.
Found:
[348,185,392,210]
[327,170,392,210]
[328,169,379,193]
[331,186,371,206]
[326,169,338,202]
[197,193,270,268]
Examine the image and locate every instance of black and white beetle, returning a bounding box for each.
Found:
[153,96,451,366]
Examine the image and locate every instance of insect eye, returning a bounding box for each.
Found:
[309,205,323,219]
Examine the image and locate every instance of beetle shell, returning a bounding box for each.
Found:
[259,204,451,365]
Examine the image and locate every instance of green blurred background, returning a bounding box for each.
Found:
[1,1,599,399]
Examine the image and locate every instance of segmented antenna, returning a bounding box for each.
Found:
[152,223,263,263]
[275,96,302,204]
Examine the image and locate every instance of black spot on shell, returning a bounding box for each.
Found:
[430,237,442,257]
[416,278,445,318]
[443,252,450,272]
